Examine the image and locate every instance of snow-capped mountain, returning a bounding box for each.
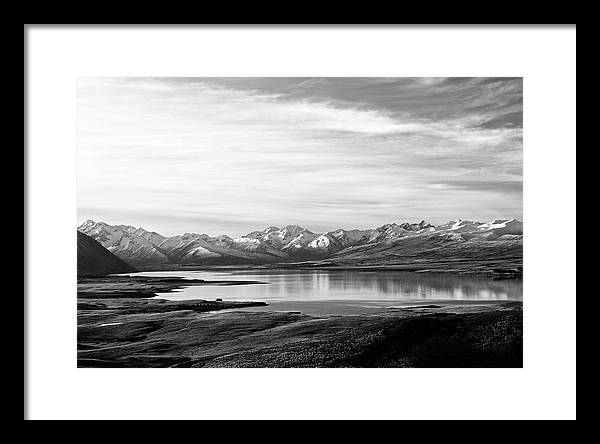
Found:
[429,218,523,241]
[78,218,522,267]
[281,232,321,252]
[367,220,435,244]
[78,220,169,265]
[246,225,315,248]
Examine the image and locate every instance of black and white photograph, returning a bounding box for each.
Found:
[25,25,576,420]
[76,76,524,368]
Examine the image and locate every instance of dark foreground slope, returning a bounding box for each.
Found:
[78,299,522,368]
[77,231,137,277]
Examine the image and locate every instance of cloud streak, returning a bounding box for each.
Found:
[77,77,522,236]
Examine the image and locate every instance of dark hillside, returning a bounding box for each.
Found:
[77,231,137,277]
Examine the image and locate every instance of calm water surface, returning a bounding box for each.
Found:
[122,269,522,314]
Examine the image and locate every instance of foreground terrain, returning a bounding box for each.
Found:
[78,286,522,368]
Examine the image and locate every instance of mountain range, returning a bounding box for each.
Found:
[77,218,523,269]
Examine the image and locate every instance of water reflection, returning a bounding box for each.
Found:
[127,269,522,302]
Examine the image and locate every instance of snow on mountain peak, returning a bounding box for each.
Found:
[78,220,168,263]
[309,234,331,249]
[79,219,96,229]
[451,220,465,230]
[78,218,522,266]
[281,231,319,250]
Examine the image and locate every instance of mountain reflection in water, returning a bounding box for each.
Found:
[125,269,522,302]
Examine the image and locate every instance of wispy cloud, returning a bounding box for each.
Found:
[77,77,522,236]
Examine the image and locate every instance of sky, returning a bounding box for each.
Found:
[77,77,523,237]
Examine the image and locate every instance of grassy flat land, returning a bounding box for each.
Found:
[78,294,522,368]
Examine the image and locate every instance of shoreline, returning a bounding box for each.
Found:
[77,270,523,368]
[77,275,267,298]
[78,298,522,368]
[124,258,523,280]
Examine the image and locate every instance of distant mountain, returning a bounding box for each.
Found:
[78,218,523,268]
[77,220,169,265]
[77,231,137,277]
[328,219,523,267]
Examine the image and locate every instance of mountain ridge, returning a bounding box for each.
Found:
[78,218,523,268]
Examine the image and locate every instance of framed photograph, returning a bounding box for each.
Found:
[25,25,576,420]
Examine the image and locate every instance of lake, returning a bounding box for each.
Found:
[121,269,522,315]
